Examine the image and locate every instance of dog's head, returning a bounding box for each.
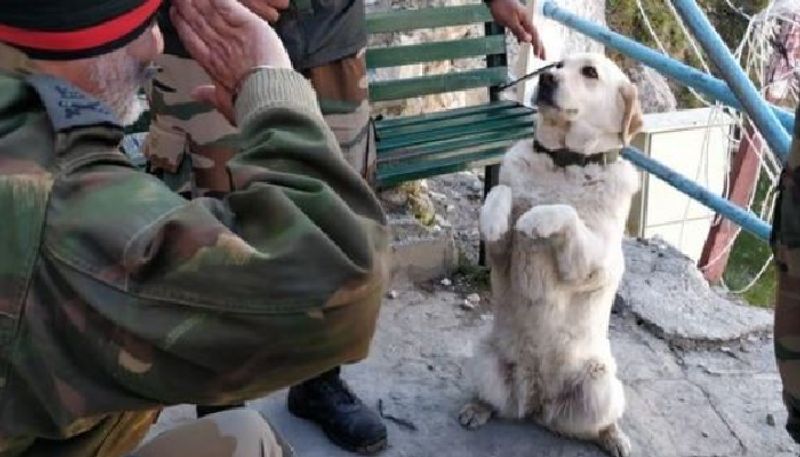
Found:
[534,53,643,154]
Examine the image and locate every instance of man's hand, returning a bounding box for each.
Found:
[488,0,546,59]
[171,0,293,123]
[240,0,290,24]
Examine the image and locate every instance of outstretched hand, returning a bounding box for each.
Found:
[171,0,293,123]
[488,0,546,59]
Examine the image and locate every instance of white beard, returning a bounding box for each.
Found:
[88,47,149,126]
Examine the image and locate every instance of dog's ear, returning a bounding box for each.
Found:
[619,83,643,145]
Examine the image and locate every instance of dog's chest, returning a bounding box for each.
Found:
[510,169,617,223]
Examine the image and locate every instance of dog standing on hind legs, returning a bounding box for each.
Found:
[458,53,644,457]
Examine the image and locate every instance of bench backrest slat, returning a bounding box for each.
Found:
[369,66,507,101]
[366,4,493,33]
[375,100,518,129]
[366,35,505,69]
[378,128,533,163]
[366,4,509,102]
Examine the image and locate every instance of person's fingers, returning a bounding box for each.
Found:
[170,6,211,62]
[265,7,281,23]
[191,85,217,105]
[174,0,226,53]
[190,0,238,41]
[508,15,532,44]
[249,4,281,23]
[172,5,234,89]
[533,32,546,60]
[241,0,284,21]
[519,10,536,44]
[211,0,255,28]
[520,11,546,59]
[268,0,291,10]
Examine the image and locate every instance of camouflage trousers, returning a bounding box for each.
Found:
[772,103,800,444]
[130,410,293,457]
[143,51,374,198]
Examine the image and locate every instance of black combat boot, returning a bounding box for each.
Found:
[288,368,387,455]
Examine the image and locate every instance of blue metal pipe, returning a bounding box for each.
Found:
[539,0,795,137]
[621,147,772,241]
[671,0,792,160]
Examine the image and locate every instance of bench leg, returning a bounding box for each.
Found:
[479,164,501,266]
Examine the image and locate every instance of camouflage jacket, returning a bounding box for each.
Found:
[773,104,800,443]
[774,104,800,268]
[0,63,388,457]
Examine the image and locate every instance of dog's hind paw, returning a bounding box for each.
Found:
[458,402,494,429]
[598,423,632,457]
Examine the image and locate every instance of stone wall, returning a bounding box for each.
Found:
[367,0,608,117]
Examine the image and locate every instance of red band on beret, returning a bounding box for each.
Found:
[0,0,161,52]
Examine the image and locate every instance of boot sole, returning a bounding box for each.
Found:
[288,398,388,455]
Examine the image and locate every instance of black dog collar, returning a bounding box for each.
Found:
[533,140,620,168]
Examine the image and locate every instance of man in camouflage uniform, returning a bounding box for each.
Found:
[0,0,388,455]
[773,103,800,444]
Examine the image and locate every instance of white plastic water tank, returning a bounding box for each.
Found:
[627,107,737,262]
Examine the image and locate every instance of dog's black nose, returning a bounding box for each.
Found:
[539,71,556,89]
[535,71,557,107]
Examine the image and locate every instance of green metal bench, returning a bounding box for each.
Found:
[365,3,537,189]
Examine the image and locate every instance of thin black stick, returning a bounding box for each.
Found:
[495,62,558,92]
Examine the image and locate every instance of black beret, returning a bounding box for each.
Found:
[0,0,162,60]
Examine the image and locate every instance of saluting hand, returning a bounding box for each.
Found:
[171,0,293,123]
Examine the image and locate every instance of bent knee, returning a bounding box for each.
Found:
[209,409,272,438]
[136,409,285,457]
[202,409,287,457]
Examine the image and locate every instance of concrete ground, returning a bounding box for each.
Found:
[148,238,798,457]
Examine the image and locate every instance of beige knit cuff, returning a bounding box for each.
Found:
[234,67,321,128]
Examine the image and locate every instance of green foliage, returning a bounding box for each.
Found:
[455,253,491,290]
[722,170,776,308]
[723,230,775,307]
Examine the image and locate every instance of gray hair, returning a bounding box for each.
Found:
[88,46,149,126]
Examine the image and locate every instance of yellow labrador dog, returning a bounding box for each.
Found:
[459,53,643,457]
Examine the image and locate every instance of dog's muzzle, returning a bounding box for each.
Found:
[534,71,557,107]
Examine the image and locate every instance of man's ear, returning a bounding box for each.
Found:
[619,82,643,145]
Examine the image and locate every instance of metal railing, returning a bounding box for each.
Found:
[537,0,796,241]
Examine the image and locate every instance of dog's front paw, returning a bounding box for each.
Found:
[480,185,513,242]
[481,214,510,244]
[598,423,632,457]
[458,402,494,430]
[515,204,578,239]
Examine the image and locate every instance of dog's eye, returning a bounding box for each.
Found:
[555,61,564,69]
[581,66,599,79]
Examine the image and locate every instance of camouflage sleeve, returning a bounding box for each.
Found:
[773,102,800,443]
[232,68,385,223]
[45,68,389,407]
